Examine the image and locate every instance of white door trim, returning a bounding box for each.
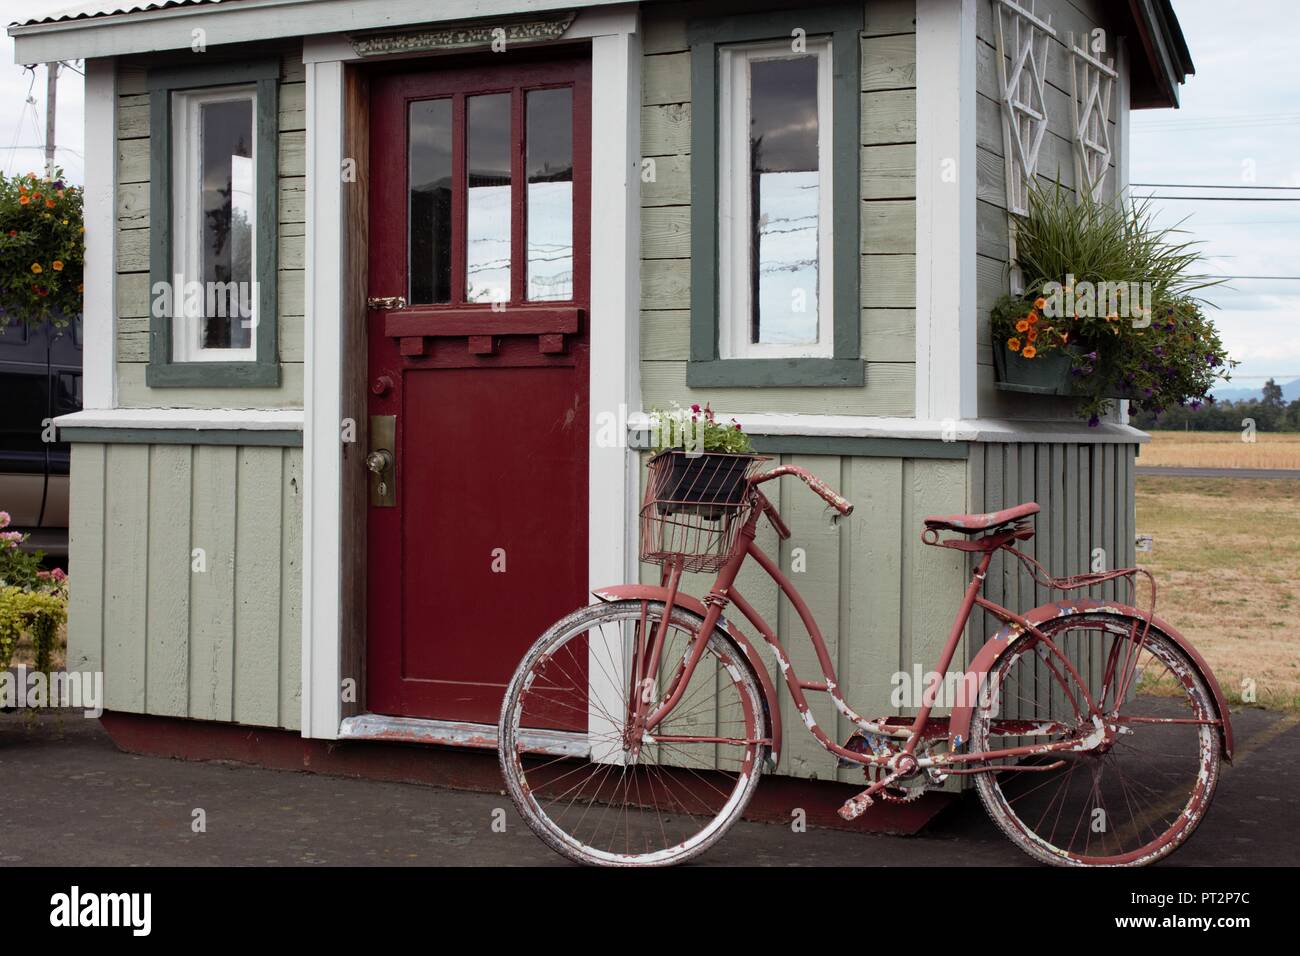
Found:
[300,9,642,740]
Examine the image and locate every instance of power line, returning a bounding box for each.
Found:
[1135,195,1300,202]
[1132,182,1300,190]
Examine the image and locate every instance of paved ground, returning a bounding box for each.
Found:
[1,707,1297,866]
[1135,466,1300,479]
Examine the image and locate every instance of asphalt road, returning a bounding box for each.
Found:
[2,707,1297,866]
[1135,466,1300,479]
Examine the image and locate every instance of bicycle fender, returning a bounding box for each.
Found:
[947,599,1233,760]
[592,585,782,769]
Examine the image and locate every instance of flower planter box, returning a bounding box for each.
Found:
[992,343,1075,396]
[650,450,755,520]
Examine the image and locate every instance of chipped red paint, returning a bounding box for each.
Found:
[506,468,1228,865]
[924,501,1039,532]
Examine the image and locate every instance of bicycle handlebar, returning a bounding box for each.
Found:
[753,465,854,516]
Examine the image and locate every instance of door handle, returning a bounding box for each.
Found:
[367,295,407,310]
[368,415,397,507]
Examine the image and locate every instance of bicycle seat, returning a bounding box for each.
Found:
[923,502,1039,534]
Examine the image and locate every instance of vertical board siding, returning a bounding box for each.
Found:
[65,443,304,731]
[638,448,971,782]
[639,0,918,416]
[114,50,305,408]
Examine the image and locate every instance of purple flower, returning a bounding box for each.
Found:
[1190,400,1203,410]
[53,179,64,189]
[1154,346,1164,356]
[1143,388,1153,398]
[1087,414,1100,427]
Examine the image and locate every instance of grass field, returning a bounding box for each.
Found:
[1136,476,1300,709]
[1139,431,1300,469]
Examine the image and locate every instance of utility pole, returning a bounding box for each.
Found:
[44,61,59,178]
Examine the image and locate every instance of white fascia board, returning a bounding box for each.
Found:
[10,0,623,62]
[53,408,305,430]
[650,413,1150,445]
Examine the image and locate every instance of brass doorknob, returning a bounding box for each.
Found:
[365,449,393,475]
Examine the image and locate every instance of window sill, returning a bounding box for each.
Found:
[145,362,281,388]
[686,358,865,388]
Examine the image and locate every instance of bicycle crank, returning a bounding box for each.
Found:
[838,753,921,820]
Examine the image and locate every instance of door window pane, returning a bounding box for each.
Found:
[408,98,453,304]
[525,88,573,302]
[466,93,512,304]
[749,55,819,346]
[200,98,254,349]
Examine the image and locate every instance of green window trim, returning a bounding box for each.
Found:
[146,59,281,388]
[686,4,864,389]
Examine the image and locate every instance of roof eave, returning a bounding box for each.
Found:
[8,0,619,62]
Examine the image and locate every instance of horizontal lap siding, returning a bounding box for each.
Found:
[114,52,305,407]
[65,443,303,730]
[640,0,917,416]
[974,0,1125,421]
[639,450,968,783]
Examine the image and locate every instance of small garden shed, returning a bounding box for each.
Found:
[9,0,1192,796]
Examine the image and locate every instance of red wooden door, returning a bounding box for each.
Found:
[366,54,591,725]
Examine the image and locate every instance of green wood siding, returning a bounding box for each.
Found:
[65,443,303,730]
[640,0,917,414]
[114,51,305,407]
[634,437,1134,783]
[974,0,1126,421]
[638,449,968,783]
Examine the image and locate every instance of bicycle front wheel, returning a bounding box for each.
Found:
[498,599,767,866]
[970,613,1222,866]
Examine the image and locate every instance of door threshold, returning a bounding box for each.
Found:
[337,713,590,758]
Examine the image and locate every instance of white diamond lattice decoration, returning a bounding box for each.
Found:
[1069,32,1117,203]
[995,0,1057,218]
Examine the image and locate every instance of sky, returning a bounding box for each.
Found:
[1,0,1297,395]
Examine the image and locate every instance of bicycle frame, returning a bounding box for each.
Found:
[634,489,1132,773]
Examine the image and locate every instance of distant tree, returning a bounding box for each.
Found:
[1262,378,1285,408]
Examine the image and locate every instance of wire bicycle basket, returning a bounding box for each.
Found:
[639,450,768,574]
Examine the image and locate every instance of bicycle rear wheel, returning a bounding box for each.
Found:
[970,613,1222,866]
[498,599,767,866]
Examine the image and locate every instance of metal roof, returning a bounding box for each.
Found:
[11,0,232,28]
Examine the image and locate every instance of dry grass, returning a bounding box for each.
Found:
[1139,431,1300,470]
[1136,476,1300,709]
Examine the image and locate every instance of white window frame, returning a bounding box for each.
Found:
[717,37,834,361]
[170,84,259,363]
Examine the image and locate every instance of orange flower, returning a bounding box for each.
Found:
[6,230,15,238]
[1015,319,1030,333]
[52,260,64,271]
[1027,312,1039,325]
[31,193,41,201]
[30,262,42,274]
[45,199,55,209]
[19,195,30,205]
[1027,328,1038,342]
[1022,345,1037,359]
[1007,337,1022,352]
[1034,297,1047,310]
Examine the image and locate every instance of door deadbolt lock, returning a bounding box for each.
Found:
[368,415,397,507]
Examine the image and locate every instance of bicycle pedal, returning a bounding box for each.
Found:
[838,789,874,821]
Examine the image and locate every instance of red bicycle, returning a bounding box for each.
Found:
[498,452,1231,866]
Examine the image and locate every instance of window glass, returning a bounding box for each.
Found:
[199,98,254,349]
[525,88,573,302]
[408,98,453,305]
[749,55,819,346]
[466,93,512,304]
